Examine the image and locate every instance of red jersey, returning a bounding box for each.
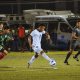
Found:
[18,26,25,38]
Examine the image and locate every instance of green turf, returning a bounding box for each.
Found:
[0,51,80,80]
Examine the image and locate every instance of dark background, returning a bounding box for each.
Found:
[0,0,80,14]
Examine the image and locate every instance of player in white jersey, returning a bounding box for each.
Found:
[28,24,56,68]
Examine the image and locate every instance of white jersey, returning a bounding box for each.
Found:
[30,29,45,47]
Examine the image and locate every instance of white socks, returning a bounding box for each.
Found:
[29,56,36,64]
[41,53,52,62]
[29,52,52,65]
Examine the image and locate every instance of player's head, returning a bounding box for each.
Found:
[0,22,4,29]
[37,24,46,32]
[3,26,10,34]
[76,20,80,29]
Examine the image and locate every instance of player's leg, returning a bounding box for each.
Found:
[28,46,40,68]
[73,51,80,61]
[40,51,52,62]
[64,49,73,65]
[40,50,56,66]
[0,49,8,60]
[73,41,80,61]
[28,53,39,64]
[64,40,76,65]
[28,53,39,68]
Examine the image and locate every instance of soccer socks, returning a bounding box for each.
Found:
[29,53,52,64]
[41,53,52,62]
[74,51,80,58]
[29,56,36,64]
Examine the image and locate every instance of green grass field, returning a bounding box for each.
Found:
[0,51,80,80]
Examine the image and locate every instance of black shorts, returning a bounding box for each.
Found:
[70,40,80,49]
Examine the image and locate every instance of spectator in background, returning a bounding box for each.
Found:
[3,27,13,52]
[18,24,25,52]
[41,32,51,53]
[0,22,4,30]
[12,25,19,51]
[23,26,34,52]
[0,22,4,34]
[50,28,57,45]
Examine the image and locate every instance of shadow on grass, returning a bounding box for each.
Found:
[29,67,57,71]
[0,66,16,72]
[0,66,12,68]
[76,64,80,66]
[0,70,16,71]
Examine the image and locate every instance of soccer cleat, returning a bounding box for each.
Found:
[64,61,70,65]
[73,56,79,61]
[28,63,30,68]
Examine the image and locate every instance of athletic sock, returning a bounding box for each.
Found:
[41,52,52,62]
[29,56,36,64]
[64,52,72,62]
[74,51,80,58]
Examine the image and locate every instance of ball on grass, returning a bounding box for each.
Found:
[49,60,56,66]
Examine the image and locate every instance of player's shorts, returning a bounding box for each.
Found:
[70,40,80,49]
[32,45,43,54]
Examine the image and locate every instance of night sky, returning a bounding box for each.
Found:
[0,0,77,3]
[0,0,79,14]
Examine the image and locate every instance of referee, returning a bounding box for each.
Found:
[64,20,80,65]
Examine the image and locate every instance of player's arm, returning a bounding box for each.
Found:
[28,35,32,48]
[72,32,79,39]
[46,32,50,39]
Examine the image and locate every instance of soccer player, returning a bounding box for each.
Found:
[0,30,8,59]
[28,24,56,68]
[64,20,80,65]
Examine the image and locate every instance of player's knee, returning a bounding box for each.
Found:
[35,54,39,58]
[40,51,44,55]
[69,49,73,54]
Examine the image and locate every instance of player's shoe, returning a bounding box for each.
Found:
[28,62,30,68]
[64,61,70,65]
[49,59,56,67]
[73,56,79,61]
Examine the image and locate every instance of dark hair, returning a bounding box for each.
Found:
[76,20,80,23]
[35,23,46,28]
[4,26,9,30]
[38,23,46,27]
[0,22,3,25]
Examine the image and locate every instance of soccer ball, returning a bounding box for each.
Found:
[0,52,5,60]
[49,60,56,66]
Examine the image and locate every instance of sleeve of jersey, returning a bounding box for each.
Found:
[30,31,34,37]
[72,28,76,33]
[42,31,45,34]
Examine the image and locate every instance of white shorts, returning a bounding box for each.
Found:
[32,45,43,54]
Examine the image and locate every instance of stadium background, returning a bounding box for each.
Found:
[0,0,80,14]
[0,1,80,80]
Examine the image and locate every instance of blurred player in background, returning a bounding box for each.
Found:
[28,24,56,68]
[64,20,80,65]
[0,24,8,60]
